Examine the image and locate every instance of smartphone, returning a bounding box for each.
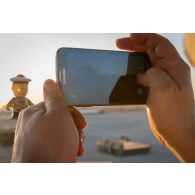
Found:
[56,47,151,106]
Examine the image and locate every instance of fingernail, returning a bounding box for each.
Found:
[44,79,58,92]
[77,147,84,156]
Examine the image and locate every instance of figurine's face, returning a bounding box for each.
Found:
[12,83,28,97]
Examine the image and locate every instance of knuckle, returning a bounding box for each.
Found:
[146,67,160,78]
[19,107,31,117]
[19,106,44,120]
[184,63,191,74]
[177,58,191,74]
[45,111,58,121]
[45,106,69,121]
[157,78,176,92]
[17,107,32,121]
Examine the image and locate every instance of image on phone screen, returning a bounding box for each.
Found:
[56,48,149,106]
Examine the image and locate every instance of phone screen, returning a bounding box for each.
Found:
[56,48,149,106]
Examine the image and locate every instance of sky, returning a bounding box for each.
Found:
[0,33,194,106]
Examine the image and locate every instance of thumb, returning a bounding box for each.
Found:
[137,67,178,91]
[43,79,67,113]
[137,73,149,87]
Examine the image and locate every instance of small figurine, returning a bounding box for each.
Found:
[6,74,33,119]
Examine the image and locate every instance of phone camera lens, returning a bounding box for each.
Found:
[137,87,144,95]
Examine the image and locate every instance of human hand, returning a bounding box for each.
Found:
[12,79,87,163]
[117,33,195,162]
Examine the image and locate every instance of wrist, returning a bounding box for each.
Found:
[167,127,195,162]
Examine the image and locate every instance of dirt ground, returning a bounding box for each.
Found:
[0,109,178,163]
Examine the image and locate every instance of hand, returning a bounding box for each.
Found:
[117,33,195,162]
[12,79,87,163]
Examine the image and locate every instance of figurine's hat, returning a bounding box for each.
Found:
[10,74,31,83]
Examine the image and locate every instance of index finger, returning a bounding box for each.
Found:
[68,107,87,156]
[68,107,88,130]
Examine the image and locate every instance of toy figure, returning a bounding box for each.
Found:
[97,136,151,156]
[6,74,33,119]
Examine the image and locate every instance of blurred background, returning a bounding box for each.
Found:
[0,33,194,106]
[0,33,194,162]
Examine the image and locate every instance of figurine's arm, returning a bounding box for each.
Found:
[6,98,14,110]
[27,98,34,106]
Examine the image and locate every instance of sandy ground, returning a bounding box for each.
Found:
[0,109,178,163]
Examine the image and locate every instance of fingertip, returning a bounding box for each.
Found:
[116,38,120,44]
[116,38,123,48]
[44,79,55,84]
[116,37,134,50]
[77,147,84,156]
[43,79,58,93]
[44,79,54,86]
[137,73,149,87]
